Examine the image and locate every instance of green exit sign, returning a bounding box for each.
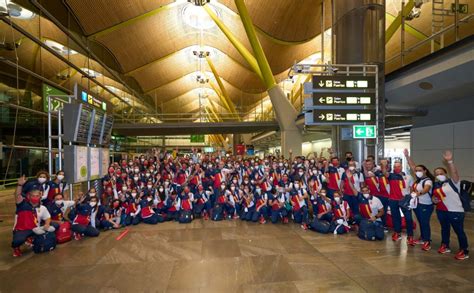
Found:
[353,125,377,139]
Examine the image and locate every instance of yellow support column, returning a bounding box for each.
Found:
[385,0,415,44]
[203,5,263,82]
[234,0,276,90]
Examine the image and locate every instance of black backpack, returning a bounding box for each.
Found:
[33,232,57,254]
[178,210,193,224]
[460,180,473,212]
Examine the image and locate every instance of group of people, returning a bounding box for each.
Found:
[11,148,469,260]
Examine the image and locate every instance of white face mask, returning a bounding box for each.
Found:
[279,163,283,167]
[256,188,261,194]
[298,172,304,176]
[147,197,153,202]
[134,169,139,173]
[334,197,341,203]
[134,177,139,181]
[363,193,370,199]
[230,186,235,191]
[146,173,151,177]
[122,186,128,191]
[349,166,356,171]
[131,193,137,198]
[89,193,96,197]
[89,202,97,207]
[437,175,447,182]
[232,180,238,184]
[320,193,326,197]
[415,171,424,178]
[159,188,164,192]
[57,175,64,181]
[221,185,226,190]
[164,181,170,186]
[147,185,153,189]
[55,200,64,206]
[38,177,47,184]
[294,184,300,189]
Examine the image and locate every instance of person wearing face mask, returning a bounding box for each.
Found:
[47,193,76,230]
[252,186,268,224]
[140,194,160,224]
[432,151,469,260]
[71,196,101,241]
[356,186,384,224]
[12,176,54,257]
[193,185,212,220]
[341,151,360,170]
[123,189,141,226]
[340,162,362,217]
[404,149,435,251]
[381,160,414,243]
[165,191,181,221]
[45,171,68,205]
[22,170,50,201]
[363,160,390,230]
[325,157,345,199]
[331,191,351,225]
[290,181,310,230]
[312,189,333,222]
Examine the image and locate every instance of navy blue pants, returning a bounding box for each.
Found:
[270,207,288,223]
[378,196,389,226]
[293,205,309,224]
[389,199,413,236]
[142,214,160,224]
[71,224,100,237]
[125,215,140,226]
[343,194,359,216]
[414,203,434,242]
[11,230,34,248]
[436,210,469,253]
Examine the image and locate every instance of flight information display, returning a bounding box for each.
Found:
[90,110,104,145]
[63,103,94,144]
[100,115,114,145]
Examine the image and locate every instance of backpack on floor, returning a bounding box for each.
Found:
[329,221,348,235]
[178,210,193,224]
[33,232,57,253]
[358,219,384,241]
[459,180,473,212]
[211,205,224,221]
[309,219,331,234]
[55,222,72,244]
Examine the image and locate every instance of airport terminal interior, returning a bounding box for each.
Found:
[0,0,473,292]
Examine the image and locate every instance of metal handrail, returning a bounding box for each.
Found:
[386,14,473,64]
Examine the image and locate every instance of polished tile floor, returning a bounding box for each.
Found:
[0,195,473,292]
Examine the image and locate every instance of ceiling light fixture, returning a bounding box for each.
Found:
[44,39,78,56]
[182,1,218,29]
[80,68,102,79]
[0,1,36,19]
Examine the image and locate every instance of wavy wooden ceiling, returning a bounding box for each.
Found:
[62,0,327,113]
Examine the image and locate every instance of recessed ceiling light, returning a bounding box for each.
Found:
[419,81,433,90]
[44,40,78,55]
[0,1,36,20]
[182,2,219,29]
[81,68,102,78]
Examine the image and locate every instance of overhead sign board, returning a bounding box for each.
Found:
[42,84,69,112]
[74,83,112,114]
[312,75,376,90]
[353,125,377,139]
[305,92,375,107]
[305,109,375,125]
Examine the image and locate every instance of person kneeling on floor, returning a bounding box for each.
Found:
[71,195,101,240]
[140,193,160,224]
[356,186,385,241]
[12,176,55,257]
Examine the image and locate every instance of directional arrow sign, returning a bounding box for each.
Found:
[305,93,376,108]
[312,75,376,90]
[305,110,375,125]
[353,125,377,139]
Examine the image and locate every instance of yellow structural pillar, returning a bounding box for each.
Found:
[232,0,302,156]
[234,0,276,90]
[203,5,263,82]
[385,0,415,44]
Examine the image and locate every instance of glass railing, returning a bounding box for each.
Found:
[386,13,473,74]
